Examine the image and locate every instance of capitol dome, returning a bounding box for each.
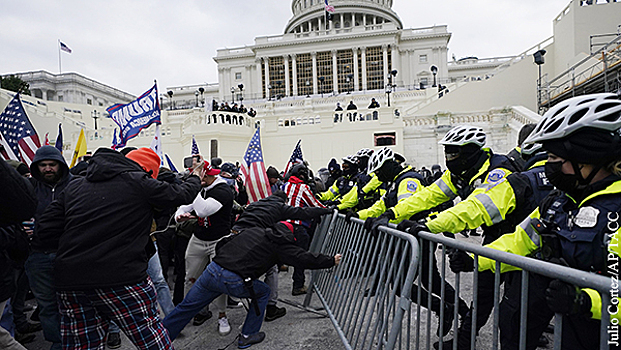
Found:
[285,0,403,34]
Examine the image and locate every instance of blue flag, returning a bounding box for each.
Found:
[55,124,63,152]
[107,83,160,147]
[191,135,200,155]
[165,154,178,173]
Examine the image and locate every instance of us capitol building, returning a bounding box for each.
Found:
[3,0,620,170]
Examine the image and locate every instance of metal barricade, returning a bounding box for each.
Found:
[412,230,613,350]
[304,212,421,350]
[302,211,614,350]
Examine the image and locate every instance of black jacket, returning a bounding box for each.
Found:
[36,148,202,290]
[0,159,36,227]
[232,194,331,232]
[214,223,335,280]
[29,146,74,252]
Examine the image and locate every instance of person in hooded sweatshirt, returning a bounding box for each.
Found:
[25,145,74,350]
[163,220,341,349]
[35,147,202,350]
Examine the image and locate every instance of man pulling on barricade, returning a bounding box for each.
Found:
[449,93,621,350]
[399,140,552,349]
[232,190,332,321]
[365,126,519,339]
[162,215,340,349]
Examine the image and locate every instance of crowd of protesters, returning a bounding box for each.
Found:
[1,92,620,350]
[211,99,256,117]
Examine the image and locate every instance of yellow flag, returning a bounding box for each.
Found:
[70,129,87,167]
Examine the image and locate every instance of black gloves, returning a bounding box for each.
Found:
[396,220,428,238]
[449,250,475,273]
[545,279,592,316]
[345,209,359,222]
[363,210,395,236]
[323,200,340,206]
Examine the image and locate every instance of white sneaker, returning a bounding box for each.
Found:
[218,317,231,336]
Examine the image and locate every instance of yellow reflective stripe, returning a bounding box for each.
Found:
[437,179,457,199]
[474,193,503,224]
[398,193,413,201]
[520,218,540,247]
[583,288,602,320]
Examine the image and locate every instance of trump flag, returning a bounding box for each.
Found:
[107,83,160,148]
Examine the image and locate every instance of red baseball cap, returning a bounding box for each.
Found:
[203,160,221,176]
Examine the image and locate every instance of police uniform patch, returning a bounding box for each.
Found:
[487,169,506,183]
[407,181,417,192]
[574,206,599,228]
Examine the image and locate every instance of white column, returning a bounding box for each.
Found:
[382,44,389,87]
[218,67,225,101]
[353,47,359,91]
[408,50,414,88]
[391,45,398,84]
[340,14,344,30]
[319,16,323,32]
[292,54,298,96]
[363,14,367,27]
[361,46,367,90]
[264,57,271,99]
[255,58,262,99]
[311,51,318,95]
[283,55,290,96]
[332,49,338,94]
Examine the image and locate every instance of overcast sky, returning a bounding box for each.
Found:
[1,0,571,96]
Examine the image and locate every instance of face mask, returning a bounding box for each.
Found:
[545,161,580,195]
[446,151,481,177]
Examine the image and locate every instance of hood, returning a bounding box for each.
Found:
[30,145,70,182]
[85,148,145,182]
[203,176,227,191]
[265,222,296,245]
[157,167,179,184]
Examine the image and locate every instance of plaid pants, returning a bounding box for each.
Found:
[57,279,173,350]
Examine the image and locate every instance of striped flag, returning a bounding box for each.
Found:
[44,133,50,145]
[240,127,272,203]
[325,0,335,12]
[0,94,41,165]
[283,139,304,177]
[59,41,72,53]
[191,135,200,155]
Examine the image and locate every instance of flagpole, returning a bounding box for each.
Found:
[58,39,62,74]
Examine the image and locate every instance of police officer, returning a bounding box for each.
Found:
[319,155,361,205]
[337,148,385,211]
[455,93,621,350]
[401,141,552,349]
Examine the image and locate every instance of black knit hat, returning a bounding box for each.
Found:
[543,127,621,165]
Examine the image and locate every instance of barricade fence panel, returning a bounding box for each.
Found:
[304,212,615,350]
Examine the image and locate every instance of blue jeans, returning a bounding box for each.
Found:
[25,252,62,350]
[0,299,14,336]
[163,262,270,340]
[147,243,175,316]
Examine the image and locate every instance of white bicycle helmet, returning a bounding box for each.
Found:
[439,125,486,147]
[520,142,542,156]
[342,154,358,165]
[525,93,621,144]
[356,148,374,159]
[367,147,394,174]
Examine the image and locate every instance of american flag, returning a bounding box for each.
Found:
[283,139,304,177]
[325,0,335,13]
[60,41,72,53]
[0,94,41,165]
[241,127,272,203]
[191,135,200,155]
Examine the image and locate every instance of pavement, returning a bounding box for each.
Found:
[19,232,552,349]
